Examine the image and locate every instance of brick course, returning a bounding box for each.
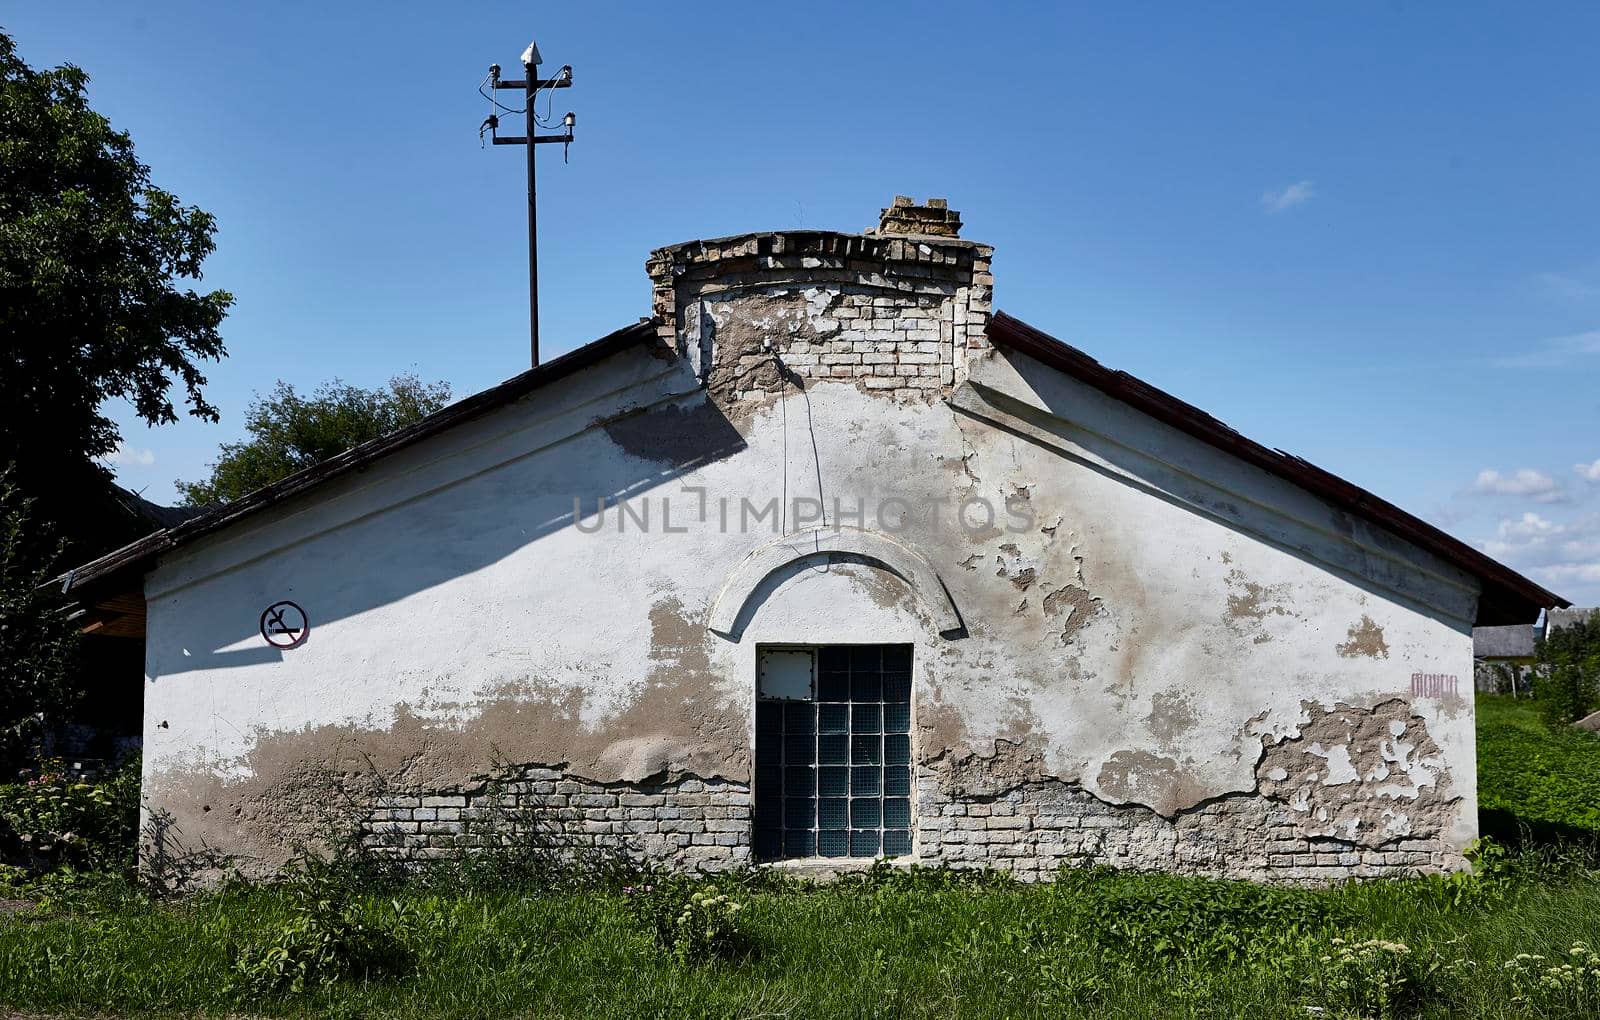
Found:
[360,763,1454,884]
[359,767,752,871]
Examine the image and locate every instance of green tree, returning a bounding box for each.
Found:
[0,30,232,557]
[177,375,452,506]
[0,474,79,775]
[1534,611,1600,728]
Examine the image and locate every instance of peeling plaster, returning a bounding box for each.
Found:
[1145,689,1200,747]
[1223,568,1295,645]
[147,595,750,868]
[1256,699,1456,846]
[1095,749,1213,818]
[1336,615,1391,659]
[1041,584,1100,645]
[927,740,1049,799]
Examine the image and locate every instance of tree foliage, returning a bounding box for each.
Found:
[1534,612,1600,728]
[177,375,452,506]
[0,30,231,554]
[0,475,80,776]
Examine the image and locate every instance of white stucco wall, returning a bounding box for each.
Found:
[137,328,1477,874]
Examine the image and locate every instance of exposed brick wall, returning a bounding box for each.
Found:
[360,767,752,872]
[357,763,1453,884]
[714,285,957,400]
[913,774,1456,884]
[646,217,994,406]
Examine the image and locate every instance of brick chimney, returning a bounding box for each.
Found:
[873,195,962,237]
[646,198,993,406]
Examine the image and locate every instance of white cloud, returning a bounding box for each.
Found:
[1468,468,1568,504]
[1538,562,1600,585]
[1474,511,1600,600]
[102,443,156,468]
[1500,511,1562,540]
[1533,260,1600,302]
[1576,458,1600,482]
[1261,180,1315,213]
[1491,329,1600,369]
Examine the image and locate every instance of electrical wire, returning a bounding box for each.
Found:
[534,78,560,128]
[478,72,527,115]
[779,350,788,536]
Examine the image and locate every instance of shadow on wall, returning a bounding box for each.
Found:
[152,353,747,677]
[961,349,1474,639]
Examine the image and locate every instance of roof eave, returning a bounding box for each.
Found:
[59,320,661,598]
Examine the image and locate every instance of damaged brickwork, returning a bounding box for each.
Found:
[347,695,1459,884]
[912,696,1460,882]
[359,768,752,872]
[646,198,993,413]
[1255,699,1456,843]
[914,775,1453,884]
[347,732,1456,884]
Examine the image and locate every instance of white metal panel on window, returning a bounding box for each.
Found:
[757,648,815,700]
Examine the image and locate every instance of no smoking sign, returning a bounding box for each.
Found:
[260,601,309,649]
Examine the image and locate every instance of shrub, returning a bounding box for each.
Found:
[1534,614,1600,727]
[0,756,140,873]
[835,858,1018,894]
[0,476,81,777]
[300,761,648,899]
[1307,937,1448,1020]
[623,880,749,964]
[1504,943,1600,1013]
[229,874,411,995]
[1537,652,1599,729]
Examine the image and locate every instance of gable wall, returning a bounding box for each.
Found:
[139,335,1476,882]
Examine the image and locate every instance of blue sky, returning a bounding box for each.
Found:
[9,3,1600,607]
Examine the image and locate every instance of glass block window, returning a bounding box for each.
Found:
[755,644,913,861]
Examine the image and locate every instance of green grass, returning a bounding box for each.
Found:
[1478,694,1600,837]
[1,863,1599,1019]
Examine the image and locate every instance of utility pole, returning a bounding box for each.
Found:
[482,40,576,367]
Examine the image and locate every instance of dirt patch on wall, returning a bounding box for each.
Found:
[1094,750,1214,818]
[1222,567,1294,645]
[1145,688,1200,747]
[915,692,961,750]
[1256,699,1454,845]
[841,560,913,612]
[926,739,1050,799]
[1335,615,1391,659]
[146,595,748,870]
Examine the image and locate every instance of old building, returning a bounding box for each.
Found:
[1544,607,1600,636]
[64,198,1565,883]
[1472,624,1538,694]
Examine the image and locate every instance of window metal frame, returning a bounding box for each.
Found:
[753,642,913,861]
